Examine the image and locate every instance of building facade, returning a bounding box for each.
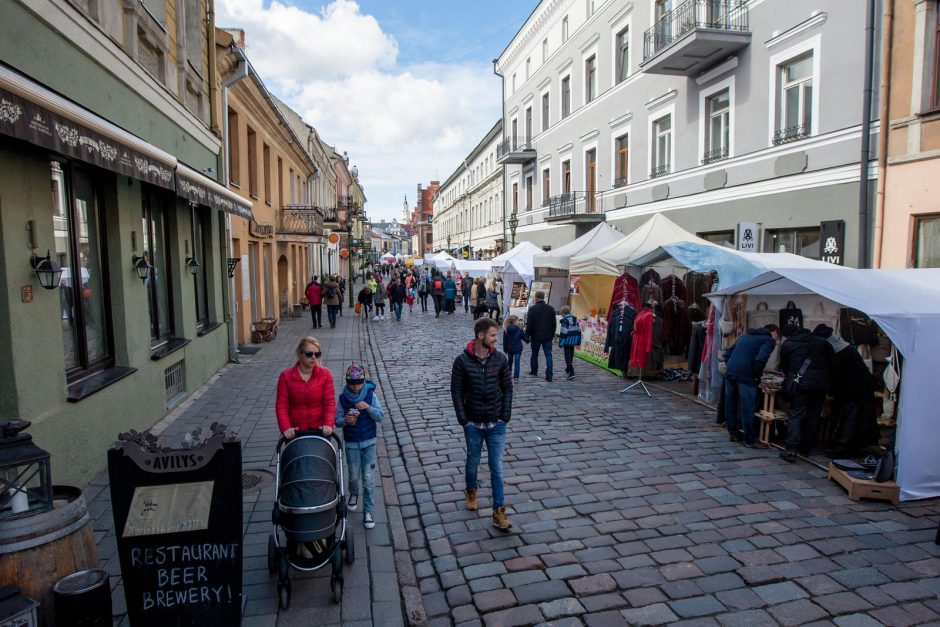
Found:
[877,0,940,268]
[433,121,505,258]
[411,181,439,257]
[0,0,249,484]
[495,0,880,265]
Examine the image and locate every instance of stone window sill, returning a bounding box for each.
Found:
[67,366,137,402]
[150,338,191,361]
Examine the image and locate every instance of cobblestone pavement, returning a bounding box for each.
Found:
[361,303,940,627]
[84,295,405,626]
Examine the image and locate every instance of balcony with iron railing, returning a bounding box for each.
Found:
[546,191,606,224]
[701,146,729,165]
[649,164,671,179]
[277,205,324,237]
[495,136,537,165]
[772,124,810,146]
[641,0,750,76]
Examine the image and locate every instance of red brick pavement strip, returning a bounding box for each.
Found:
[359,305,940,626]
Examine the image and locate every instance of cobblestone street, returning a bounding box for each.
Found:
[362,305,940,627]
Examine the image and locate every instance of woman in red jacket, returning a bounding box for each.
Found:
[276,336,336,439]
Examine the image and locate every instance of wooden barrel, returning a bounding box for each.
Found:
[0,486,100,627]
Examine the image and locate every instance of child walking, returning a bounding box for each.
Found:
[558,305,582,380]
[335,364,385,529]
[502,315,528,383]
[406,285,416,313]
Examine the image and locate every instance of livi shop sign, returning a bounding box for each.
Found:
[820,220,845,265]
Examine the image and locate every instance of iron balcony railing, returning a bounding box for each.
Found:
[496,136,535,159]
[701,146,729,164]
[643,0,749,61]
[613,176,629,189]
[548,191,602,218]
[278,206,324,236]
[772,124,810,145]
[649,164,671,179]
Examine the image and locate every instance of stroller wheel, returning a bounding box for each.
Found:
[278,554,290,581]
[330,575,343,604]
[278,580,291,610]
[344,526,355,564]
[267,534,277,575]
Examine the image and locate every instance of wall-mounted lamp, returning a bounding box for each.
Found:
[132,254,152,282]
[29,250,62,290]
[186,257,200,275]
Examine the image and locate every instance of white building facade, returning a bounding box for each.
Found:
[433,121,505,258]
[495,0,879,265]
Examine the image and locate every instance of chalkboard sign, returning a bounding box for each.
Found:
[108,428,242,626]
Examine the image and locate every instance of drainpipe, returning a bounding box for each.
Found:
[873,0,894,268]
[857,0,877,268]
[221,47,248,363]
[206,0,219,135]
[493,58,508,252]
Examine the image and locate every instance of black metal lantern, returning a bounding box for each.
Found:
[186,257,200,275]
[508,212,519,248]
[30,250,63,290]
[132,254,152,281]
[0,420,53,521]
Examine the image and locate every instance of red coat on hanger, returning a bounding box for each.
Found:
[608,273,640,315]
[630,308,655,369]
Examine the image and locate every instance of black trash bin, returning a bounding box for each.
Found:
[52,569,111,627]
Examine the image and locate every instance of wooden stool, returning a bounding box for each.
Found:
[756,387,784,444]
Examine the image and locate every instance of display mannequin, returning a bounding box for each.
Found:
[605,299,636,376]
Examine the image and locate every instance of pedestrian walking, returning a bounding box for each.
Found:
[723,325,776,448]
[357,286,373,320]
[451,317,513,530]
[322,275,341,329]
[443,273,457,314]
[473,279,488,319]
[276,336,335,440]
[461,272,472,313]
[406,284,416,313]
[373,277,386,320]
[417,273,429,312]
[484,280,500,322]
[335,364,385,529]
[430,271,444,317]
[337,277,346,317]
[779,323,834,462]
[558,306,582,380]
[526,291,556,381]
[367,273,377,295]
[389,276,406,321]
[502,315,528,384]
[304,276,322,329]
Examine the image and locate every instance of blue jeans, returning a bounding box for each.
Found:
[391,301,403,320]
[464,422,506,507]
[327,305,338,327]
[507,351,521,379]
[724,378,758,443]
[346,444,377,515]
[530,340,553,380]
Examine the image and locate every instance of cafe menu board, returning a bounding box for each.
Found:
[108,435,242,626]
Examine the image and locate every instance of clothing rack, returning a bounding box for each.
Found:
[620,367,652,397]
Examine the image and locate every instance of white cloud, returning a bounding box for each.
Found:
[217,0,501,221]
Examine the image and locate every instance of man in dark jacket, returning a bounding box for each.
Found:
[389,277,406,321]
[526,291,557,381]
[461,272,473,313]
[430,270,445,317]
[779,324,835,461]
[723,325,776,448]
[451,317,513,530]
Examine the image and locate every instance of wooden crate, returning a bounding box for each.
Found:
[828,463,899,505]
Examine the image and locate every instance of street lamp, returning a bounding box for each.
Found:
[345,219,354,306]
[446,234,451,252]
[508,212,519,249]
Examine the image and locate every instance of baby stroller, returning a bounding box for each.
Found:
[268,429,354,609]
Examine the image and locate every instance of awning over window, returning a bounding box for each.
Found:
[0,65,253,220]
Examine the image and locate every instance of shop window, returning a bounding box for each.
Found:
[142,187,176,345]
[913,214,940,267]
[191,206,211,327]
[698,230,735,248]
[52,161,114,381]
[764,227,821,259]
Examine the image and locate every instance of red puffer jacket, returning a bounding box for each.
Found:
[276,364,336,433]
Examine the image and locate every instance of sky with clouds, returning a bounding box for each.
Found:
[216,0,536,222]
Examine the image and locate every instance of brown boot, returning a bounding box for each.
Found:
[464,488,478,511]
[492,506,512,530]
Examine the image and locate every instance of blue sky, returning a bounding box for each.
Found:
[218,0,537,222]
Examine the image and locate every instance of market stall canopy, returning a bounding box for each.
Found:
[502,255,535,285]
[708,268,940,502]
[452,260,491,277]
[569,213,708,276]
[380,252,396,262]
[532,222,625,271]
[490,241,543,271]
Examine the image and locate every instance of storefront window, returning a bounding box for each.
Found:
[914,215,940,267]
[764,227,821,259]
[698,230,735,248]
[191,206,211,326]
[52,161,113,379]
[143,188,175,344]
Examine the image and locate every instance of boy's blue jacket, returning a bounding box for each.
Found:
[336,381,384,448]
[502,323,528,353]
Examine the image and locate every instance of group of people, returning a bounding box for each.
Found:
[303,275,346,329]
[722,321,878,462]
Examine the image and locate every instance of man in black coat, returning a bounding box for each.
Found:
[451,317,513,530]
[526,291,557,381]
[779,323,835,462]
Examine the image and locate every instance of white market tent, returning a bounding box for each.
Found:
[532,222,626,271]
[490,241,543,271]
[569,213,710,276]
[380,252,396,262]
[708,268,940,502]
[452,260,491,277]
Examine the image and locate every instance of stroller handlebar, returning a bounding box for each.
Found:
[277,428,342,453]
